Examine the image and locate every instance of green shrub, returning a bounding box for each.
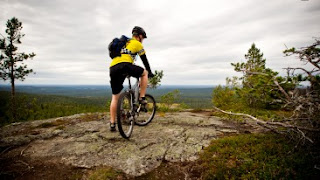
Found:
[212,85,238,109]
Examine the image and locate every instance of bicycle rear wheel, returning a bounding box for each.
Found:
[117,92,134,139]
[135,94,156,126]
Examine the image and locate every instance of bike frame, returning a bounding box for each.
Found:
[117,76,156,138]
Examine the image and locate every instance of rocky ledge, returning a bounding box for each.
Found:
[0,111,262,177]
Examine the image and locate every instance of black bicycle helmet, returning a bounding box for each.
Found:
[132,26,147,38]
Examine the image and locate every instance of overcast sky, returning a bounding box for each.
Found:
[0,0,319,85]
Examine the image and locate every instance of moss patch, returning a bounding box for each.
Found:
[198,133,319,179]
[87,166,127,180]
[37,119,68,128]
[78,113,105,122]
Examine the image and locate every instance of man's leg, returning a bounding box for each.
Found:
[139,70,148,98]
[110,93,120,125]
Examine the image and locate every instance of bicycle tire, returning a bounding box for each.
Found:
[117,91,134,139]
[135,94,156,126]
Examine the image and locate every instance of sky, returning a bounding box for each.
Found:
[0,0,319,85]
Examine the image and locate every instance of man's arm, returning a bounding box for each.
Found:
[140,54,154,78]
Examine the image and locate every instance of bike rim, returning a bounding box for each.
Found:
[118,93,134,138]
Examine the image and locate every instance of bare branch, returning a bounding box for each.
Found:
[265,121,320,132]
[0,33,5,39]
[308,57,320,70]
[285,67,312,76]
[242,70,292,102]
[273,79,291,102]
[213,106,317,144]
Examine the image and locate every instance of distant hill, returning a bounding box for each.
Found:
[0,84,215,108]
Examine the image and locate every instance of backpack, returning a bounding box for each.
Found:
[108,35,130,59]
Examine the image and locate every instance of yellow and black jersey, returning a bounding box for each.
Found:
[110,37,145,67]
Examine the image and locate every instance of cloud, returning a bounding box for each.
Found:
[0,0,319,85]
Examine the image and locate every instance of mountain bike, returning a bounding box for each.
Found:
[117,76,156,139]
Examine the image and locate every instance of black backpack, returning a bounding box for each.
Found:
[108,35,130,59]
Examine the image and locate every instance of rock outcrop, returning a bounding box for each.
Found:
[1,111,257,177]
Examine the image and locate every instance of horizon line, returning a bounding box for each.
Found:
[0,84,218,86]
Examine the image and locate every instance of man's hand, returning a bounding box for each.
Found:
[148,70,163,89]
[148,72,155,78]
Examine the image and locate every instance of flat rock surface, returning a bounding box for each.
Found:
[0,111,261,178]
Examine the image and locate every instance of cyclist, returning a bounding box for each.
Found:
[109,26,154,132]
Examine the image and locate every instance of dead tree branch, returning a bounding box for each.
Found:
[213,107,317,143]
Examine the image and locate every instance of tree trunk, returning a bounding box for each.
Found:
[10,60,16,121]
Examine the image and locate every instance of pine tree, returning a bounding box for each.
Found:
[0,17,36,120]
[231,43,278,108]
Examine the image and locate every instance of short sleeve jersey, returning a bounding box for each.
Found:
[109,37,146,67]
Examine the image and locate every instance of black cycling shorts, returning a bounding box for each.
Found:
[109,62,144,94]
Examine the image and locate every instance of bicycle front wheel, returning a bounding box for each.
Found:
[117,92,134,139]
[135,94,156,126]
